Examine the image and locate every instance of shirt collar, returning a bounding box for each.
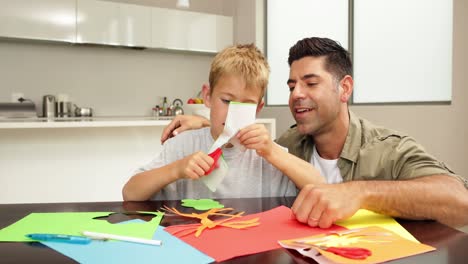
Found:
[340,110,362,163]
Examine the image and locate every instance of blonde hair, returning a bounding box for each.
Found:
[209,44,270,99]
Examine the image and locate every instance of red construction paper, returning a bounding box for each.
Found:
[164,205,346,262]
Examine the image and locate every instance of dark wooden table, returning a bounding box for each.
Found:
[1,197,467,263]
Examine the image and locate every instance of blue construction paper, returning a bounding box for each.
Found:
[42,220,214,264]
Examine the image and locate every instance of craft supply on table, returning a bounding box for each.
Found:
[26,233,92,245]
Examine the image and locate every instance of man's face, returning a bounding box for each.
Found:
[287,56,343,136]
[204,74,263,139]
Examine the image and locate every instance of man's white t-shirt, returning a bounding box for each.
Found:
[134,127,297,200]
[311,146,343,184]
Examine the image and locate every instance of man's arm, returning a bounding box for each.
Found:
[160,115,210,144]
[292,175,468,228]
[360,175,468,226]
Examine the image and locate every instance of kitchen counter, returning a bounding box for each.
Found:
[0,117,276,203]
[0,116,173,128]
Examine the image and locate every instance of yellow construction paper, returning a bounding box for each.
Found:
[280,226,435,264]
[336,209,417,242]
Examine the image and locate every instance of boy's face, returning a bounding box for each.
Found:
[203,74,264,139]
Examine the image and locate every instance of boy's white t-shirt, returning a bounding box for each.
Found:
[311,146,343,184]
[134,127,297,200]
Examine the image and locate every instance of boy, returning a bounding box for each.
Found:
[122,44,324,201]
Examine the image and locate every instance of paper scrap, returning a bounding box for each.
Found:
[181,199,225,210]
[162,206,259,237]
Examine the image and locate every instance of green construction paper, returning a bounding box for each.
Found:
[181,199,224,210]
[0,211,163,242]
[230,101,256,106]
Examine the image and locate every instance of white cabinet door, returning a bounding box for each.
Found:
[76,0,120,45]
[151,7,233,53]
[76,0,150,47]
[119,3,151,47]
[0,0,76,42]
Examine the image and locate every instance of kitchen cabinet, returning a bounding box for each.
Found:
[151,7,233,53]
[0,0,232,53]
[119,3,151,47]
[76,0,151,47]
[0,0,76,42]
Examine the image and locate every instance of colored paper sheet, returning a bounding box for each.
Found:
[279,226,435,264]
[42,220,214,264]
[181,199,224,210]
[336,209,417,242]
[202,102,257,191]
[0,211,163,242]
[164,205,346,262]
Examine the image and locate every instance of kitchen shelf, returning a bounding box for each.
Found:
[0,116,174,129]
[0,116,276,132]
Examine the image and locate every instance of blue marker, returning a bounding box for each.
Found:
[26,233,92,244]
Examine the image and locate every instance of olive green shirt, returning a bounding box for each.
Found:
[276,111,468,189]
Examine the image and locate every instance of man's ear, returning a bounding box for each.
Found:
[202,83,211,108]
[339,75,354,102]
[256,99,265,115]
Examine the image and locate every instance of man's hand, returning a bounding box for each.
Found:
[161,115,210,144]
[291,182,363,228]
[237,124,274,158]
[178,151,214,180]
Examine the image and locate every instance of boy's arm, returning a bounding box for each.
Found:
[264,143,326,188]
[122,161,183,201]
[237,124,325,189]
[122,152,214,201]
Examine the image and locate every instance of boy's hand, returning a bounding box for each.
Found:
[236,124,273,158]
[178,151,214,180]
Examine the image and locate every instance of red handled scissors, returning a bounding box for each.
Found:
[205,148,222,175]
[315,245,372,260]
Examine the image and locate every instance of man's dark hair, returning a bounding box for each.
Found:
[288,37,352,81]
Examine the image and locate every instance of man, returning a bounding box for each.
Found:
[161,37,468,228]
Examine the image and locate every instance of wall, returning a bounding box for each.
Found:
[0,0,466,185]
[0,41,213,116]
[260,0,468,179]
[0,0,251,117]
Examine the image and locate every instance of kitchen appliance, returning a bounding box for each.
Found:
[74,105,93,117]
[55,94,72,117]
[42,95,56,118]
[172,98,184,115]
[0,102,37,118]
[56,101,72,117]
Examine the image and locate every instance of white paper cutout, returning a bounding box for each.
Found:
[202,102,257,191]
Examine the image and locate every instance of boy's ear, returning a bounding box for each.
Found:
[256,99,265,114]
[201,83,211,108]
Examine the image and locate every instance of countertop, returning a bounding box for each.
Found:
[0,116,276,129]
[0,116,174,128]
